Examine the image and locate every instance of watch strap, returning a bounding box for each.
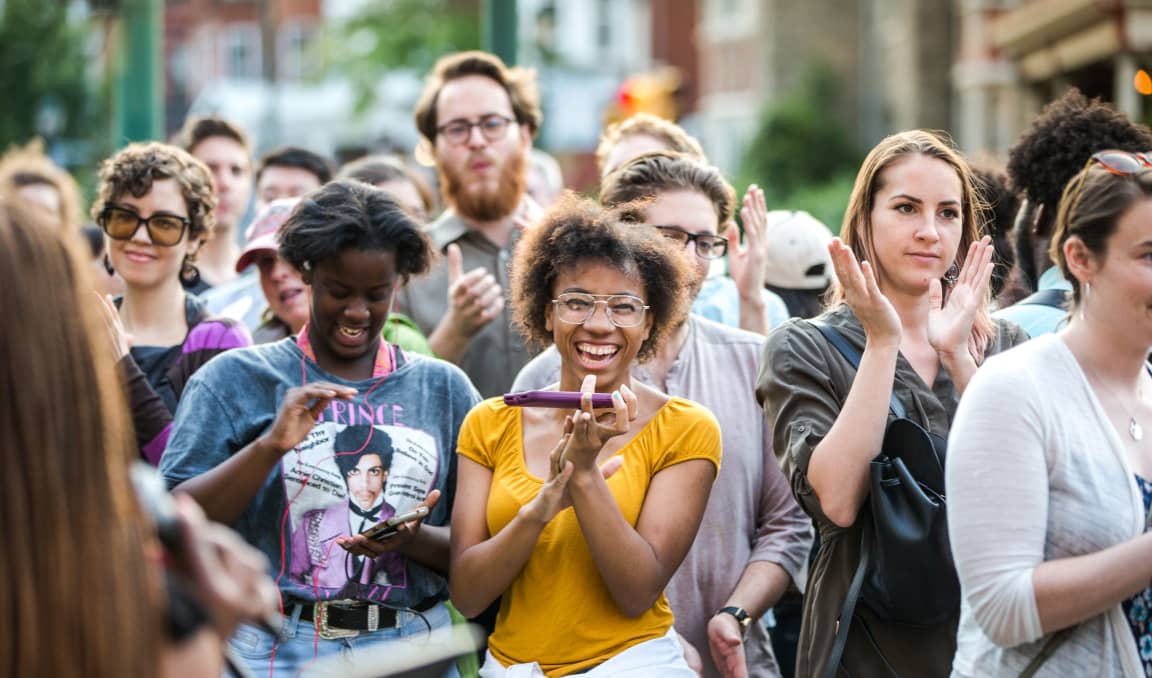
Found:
[716,606,751,635]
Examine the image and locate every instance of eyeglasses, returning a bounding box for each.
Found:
[435,114,516,146]
[552,292,650,328]
[654,225,729,260]
[1062,150,1152,223]
[98,206,189,247]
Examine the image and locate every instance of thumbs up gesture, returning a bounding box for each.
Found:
[444,243,504,340]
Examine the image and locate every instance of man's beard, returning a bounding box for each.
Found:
[439,149,527,222]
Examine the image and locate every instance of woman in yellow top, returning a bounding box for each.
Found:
[450,197,722,676]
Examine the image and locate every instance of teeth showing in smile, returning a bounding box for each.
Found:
[339,326,365,339]
[577,343,618,357]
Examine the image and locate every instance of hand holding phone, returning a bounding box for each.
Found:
[504,390,615,409]
[358,506,431,542]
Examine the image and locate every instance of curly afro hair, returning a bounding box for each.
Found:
[1007,89,1152,211]
[510,194,692,363]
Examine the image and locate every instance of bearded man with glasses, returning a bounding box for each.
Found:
[399,51,544,398]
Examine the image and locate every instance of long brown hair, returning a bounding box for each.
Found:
[0,203,162,677]
[833,129,994,360]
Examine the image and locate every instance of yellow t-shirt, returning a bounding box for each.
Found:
[456,396,722,676]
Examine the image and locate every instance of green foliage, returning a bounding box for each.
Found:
[320,0,482,113]
[0,0,103,151]
[738,62,860,233]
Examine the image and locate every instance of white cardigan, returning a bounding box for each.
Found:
[946,333,1145,677]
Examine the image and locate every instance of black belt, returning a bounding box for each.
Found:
[293,597,439,635]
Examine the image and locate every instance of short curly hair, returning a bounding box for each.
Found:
[1007,89,1152,214]
[510,195,692,362]
[278,179,435,285]
[92,142,217,243]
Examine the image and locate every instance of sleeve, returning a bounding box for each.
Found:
[120,354,173,466]
[656,402,722,474]
[748,422,815,592]
[158,368,246,490]
[455,400,498,470]
[755,319,845,526]
[510,346,561,392]
[945,355,1048,647]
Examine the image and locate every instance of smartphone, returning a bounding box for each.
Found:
[359,506,431,541]
[503,390,615,409]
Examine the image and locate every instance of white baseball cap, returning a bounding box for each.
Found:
[763,210,834,290]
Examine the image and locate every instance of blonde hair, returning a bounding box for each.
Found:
[0,138,84,229]
[833,129,994,361]
[0,202,162,677]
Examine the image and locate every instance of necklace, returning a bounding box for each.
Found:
[1082,362,1147,442]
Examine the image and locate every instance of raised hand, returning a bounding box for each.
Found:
[828,238,901,343]
[557,374,638,472]
[95,292,132,360]
[928,236,994,361]
[727,185,770,304]
[522,419,625,525]
[444,243,504,338]
[260,383,357,454]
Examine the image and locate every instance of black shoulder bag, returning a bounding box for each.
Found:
[810,321,960,678]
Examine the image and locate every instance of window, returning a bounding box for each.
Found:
[221,23,261,79]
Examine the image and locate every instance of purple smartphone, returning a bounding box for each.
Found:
[503,390,615,409]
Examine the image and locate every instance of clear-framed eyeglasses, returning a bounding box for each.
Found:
[551,292,650,328]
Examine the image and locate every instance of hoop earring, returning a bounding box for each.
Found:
[103,253,114,276]
[943,264,959,286]
[179,256,202,289]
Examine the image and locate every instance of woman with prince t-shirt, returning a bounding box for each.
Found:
[160,180,480,677]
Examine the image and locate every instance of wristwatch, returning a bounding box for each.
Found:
[715,606,752,637]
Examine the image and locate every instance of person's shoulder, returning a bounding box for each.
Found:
[974,333,1067,398]
[191,338,296,381]
[662,396,721,428]
[424,210,467,250]
[691,314,766,347]
[401,352,475,388]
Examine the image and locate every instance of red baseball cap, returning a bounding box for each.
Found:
[234,198,302,273]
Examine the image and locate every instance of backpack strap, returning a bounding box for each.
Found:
[1018,627,1074,678]
[1015,288,1069,310]
[809,319,907,419]
[823,526,872,678]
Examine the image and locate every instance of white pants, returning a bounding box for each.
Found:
[478,627,696,677]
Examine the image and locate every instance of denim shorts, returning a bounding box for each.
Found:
[228,599,460,677]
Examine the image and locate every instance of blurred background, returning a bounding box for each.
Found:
[3,0,1152,231]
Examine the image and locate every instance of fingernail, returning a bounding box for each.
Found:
[612,390,622,401]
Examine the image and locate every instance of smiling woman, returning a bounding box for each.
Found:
[450,196,722,676]
[159,179,482,678]
[94,142,252,464]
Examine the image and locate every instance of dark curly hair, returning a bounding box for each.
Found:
[277,179,434,284]
[92,142,217,243]
[510,195,692,362]
[1006,89,1152,288]
[970,166,1019,299]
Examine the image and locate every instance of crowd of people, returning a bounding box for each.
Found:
[3,46,1152,678]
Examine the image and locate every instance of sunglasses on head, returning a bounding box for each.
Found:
[1087,150,1152,175]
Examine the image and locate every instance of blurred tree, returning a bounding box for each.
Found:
[0,0,101,151]
[322,0,482,113]
[739,62,860,230]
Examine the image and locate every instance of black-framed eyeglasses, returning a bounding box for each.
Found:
[435,114,516,146]
[653,225,729,260]
[552,292,650,328]
[98,205,189,247]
